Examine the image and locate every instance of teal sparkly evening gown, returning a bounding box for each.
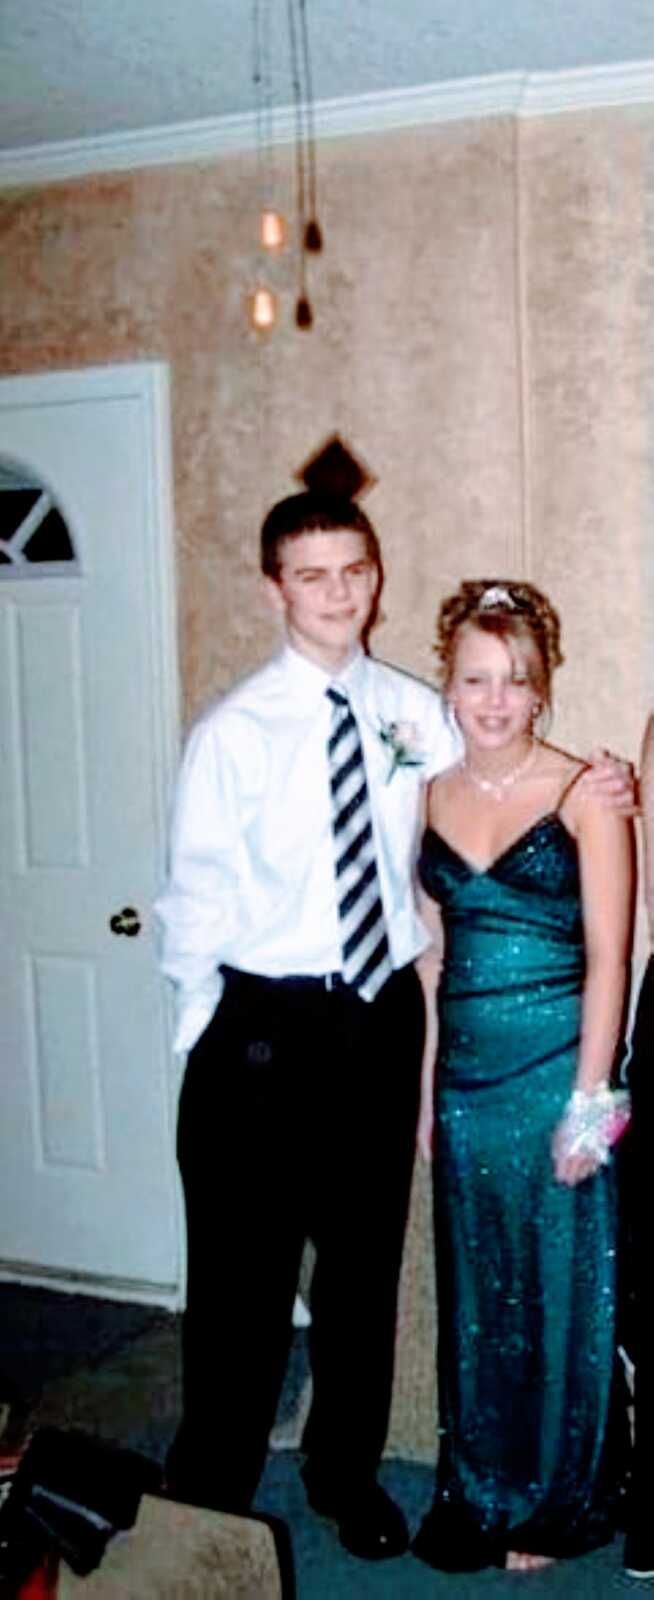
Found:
[414,814,623,1567]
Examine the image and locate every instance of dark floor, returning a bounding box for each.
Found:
[0,1285,646,1597]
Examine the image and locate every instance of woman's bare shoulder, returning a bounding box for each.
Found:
[429,763,463,793]
[534,744,588,829]
[426,764,463,822]
[537,741,587,782]
[428,764,464,796]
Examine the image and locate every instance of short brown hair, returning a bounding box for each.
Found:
[260,491,382,579]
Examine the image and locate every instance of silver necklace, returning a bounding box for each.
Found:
[463,743,537,802]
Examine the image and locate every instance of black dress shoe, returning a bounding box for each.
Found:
[625,1526,654,1579]
[302,1470,408,1560]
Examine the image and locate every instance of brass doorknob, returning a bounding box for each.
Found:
[109,906,141,937]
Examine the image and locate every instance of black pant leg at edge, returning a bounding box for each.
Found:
[627,956,654,1516]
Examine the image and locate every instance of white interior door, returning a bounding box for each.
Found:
[0,363,181,1305]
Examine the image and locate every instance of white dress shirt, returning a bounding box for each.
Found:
[155,645,460,1052]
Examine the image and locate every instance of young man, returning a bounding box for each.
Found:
[155,492,459,1560]
[156,493,632,1560]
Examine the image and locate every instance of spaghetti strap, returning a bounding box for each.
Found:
[554,762,589,816]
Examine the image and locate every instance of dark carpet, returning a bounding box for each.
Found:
[0,1283,165,1394]
[0,1285,645,1597]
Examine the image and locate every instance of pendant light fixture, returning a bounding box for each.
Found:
[249,0,280,329]
[287,0,323,328]
[248,0,324,332]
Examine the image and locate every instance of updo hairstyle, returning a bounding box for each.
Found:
[436,580,563,715]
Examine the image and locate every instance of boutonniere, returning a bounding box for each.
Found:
[378,719,425,783]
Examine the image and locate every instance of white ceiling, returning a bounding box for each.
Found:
[2,0,654,156]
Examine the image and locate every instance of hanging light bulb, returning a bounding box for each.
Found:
[260,208,286,251]
[250,1,323,333]
[249,286,278,331]
[304,218,323,253]
[295,294,313,329]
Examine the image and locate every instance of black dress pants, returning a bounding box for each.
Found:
[167,963,424,1513]
[625,957,654,1520]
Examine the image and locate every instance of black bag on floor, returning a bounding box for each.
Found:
[0,1426,162,1588]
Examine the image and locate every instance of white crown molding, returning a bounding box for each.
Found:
[520,58,654,116]
[1,58,654,189]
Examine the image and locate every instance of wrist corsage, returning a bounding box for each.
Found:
[556,1082,631,1167]
[378,719,425,784]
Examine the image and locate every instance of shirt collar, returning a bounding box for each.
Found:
[333,649,368,704]
[281,643,368,709]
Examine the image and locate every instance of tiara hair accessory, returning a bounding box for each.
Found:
[478,585,518,612]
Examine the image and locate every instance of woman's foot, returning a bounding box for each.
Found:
[506,1551,555,1572]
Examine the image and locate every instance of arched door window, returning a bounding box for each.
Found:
[0,459,78,574]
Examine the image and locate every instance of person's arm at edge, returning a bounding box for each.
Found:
[640,713,654,944]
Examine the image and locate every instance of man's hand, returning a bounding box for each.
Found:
[581,747,638,816]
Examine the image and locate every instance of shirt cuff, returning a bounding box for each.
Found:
[173,973,225,1055]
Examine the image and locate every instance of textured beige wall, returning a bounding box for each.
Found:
[1,104,652,1461]
[520,109,652,766]
[0,120,525,721]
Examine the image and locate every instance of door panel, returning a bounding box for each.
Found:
[0,364,181,1302]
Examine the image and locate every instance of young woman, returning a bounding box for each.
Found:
[412,580,634,1574]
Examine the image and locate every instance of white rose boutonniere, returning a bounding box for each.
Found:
[378,718,425,783]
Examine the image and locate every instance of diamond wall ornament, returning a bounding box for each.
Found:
[296,435,377,500]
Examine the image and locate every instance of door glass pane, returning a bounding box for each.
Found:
[0,460,78,574]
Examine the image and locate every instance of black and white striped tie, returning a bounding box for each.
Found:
[326,686,393,1001]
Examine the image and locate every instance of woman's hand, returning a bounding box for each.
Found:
[551,1082,630,1185]
[551,1119,603,1186]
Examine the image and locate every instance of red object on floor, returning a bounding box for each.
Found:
[17,1552,60,1597]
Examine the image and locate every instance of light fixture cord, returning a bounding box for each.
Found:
[262,0,274,205]
[298,0,318,226]
[252,0,275,216]
[252,0,263,214]
[287,0,307,284]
